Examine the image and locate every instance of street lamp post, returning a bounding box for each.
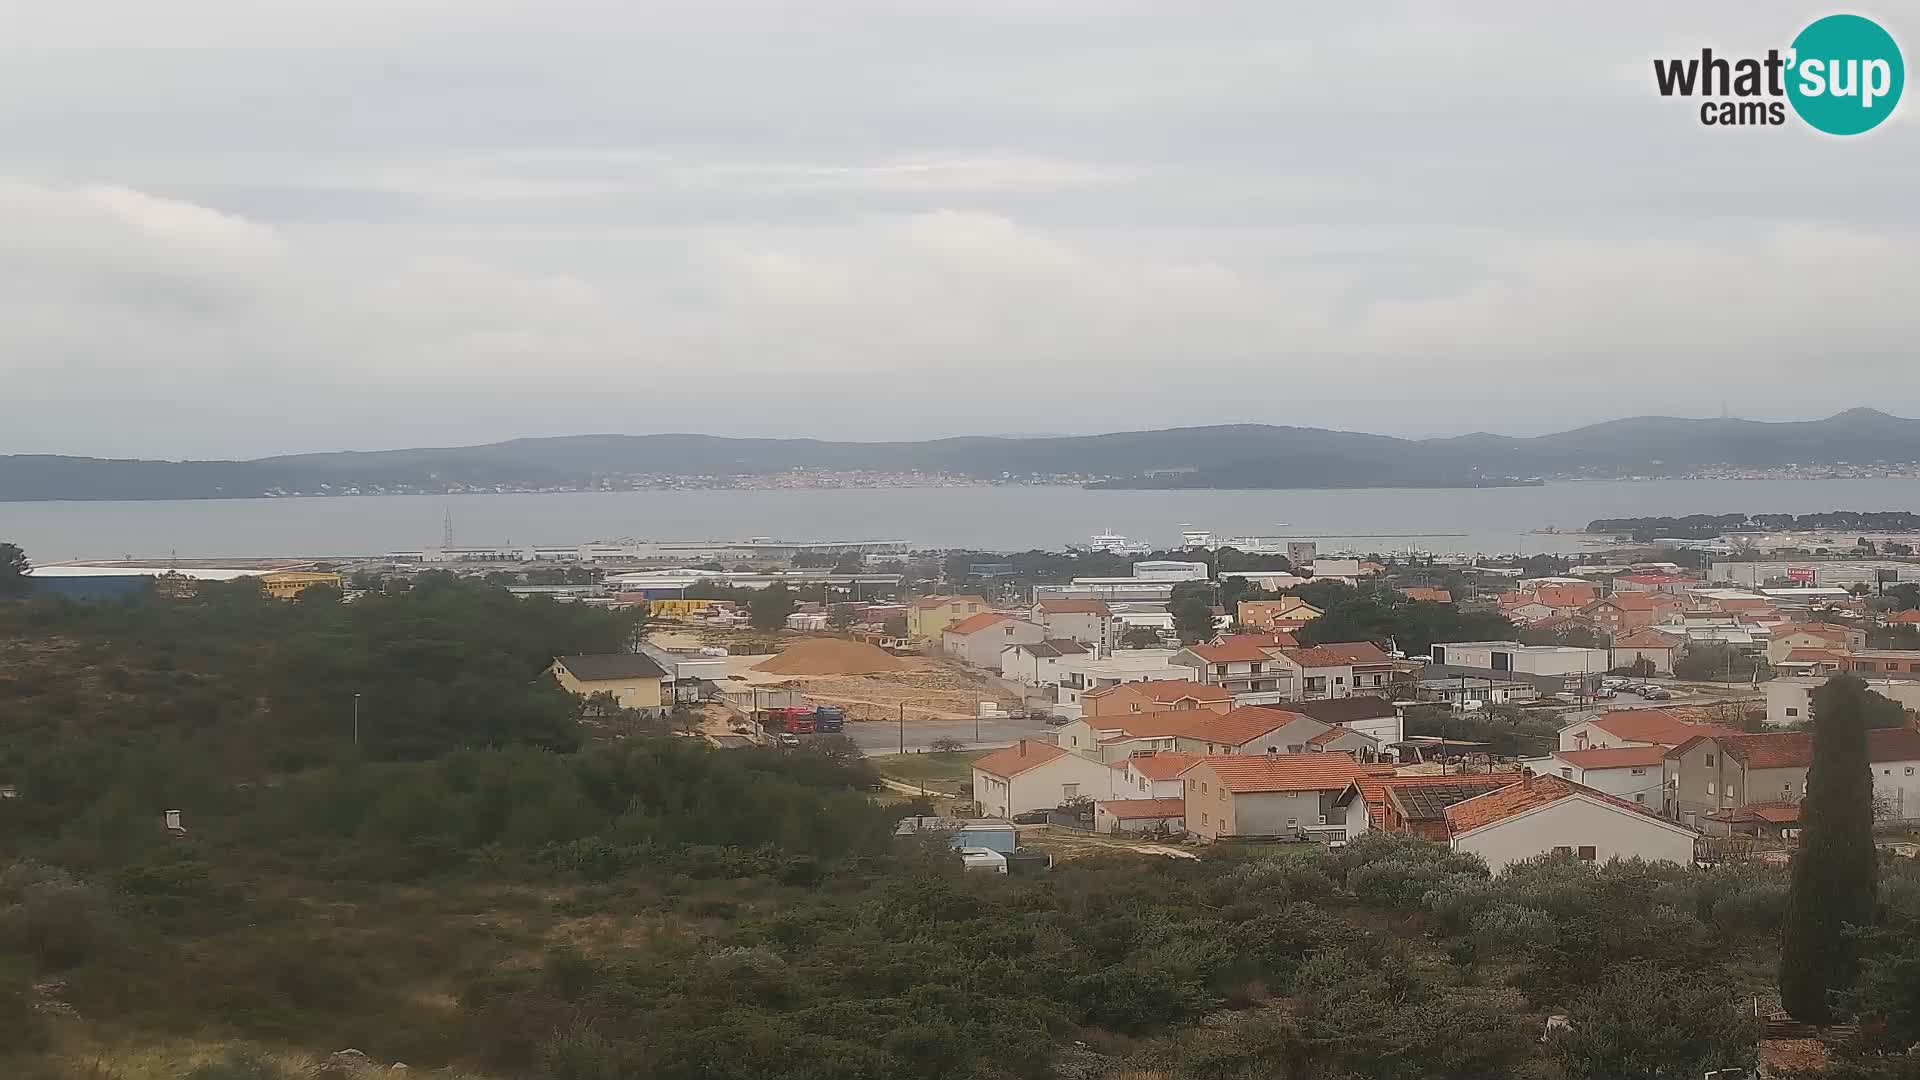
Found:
[352,693,361,748]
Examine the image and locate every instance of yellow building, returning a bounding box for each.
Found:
[550,653,668,715]
[647,598,730,618]
[260,571,343,600]
[905,594,992,639]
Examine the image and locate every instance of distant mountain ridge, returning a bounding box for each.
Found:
[4,409,1918,501]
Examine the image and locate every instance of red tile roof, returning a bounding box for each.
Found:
[1180,706,1317,747]
[944,612,1008,635]
[1533,584,1598,608]
[1097,679,1234,704]
[1444,773,1671,834]
[1285,642,1391,667]
[1345,772,1521,830]
[1888,610,1920,625]
[1707,801,1801,825]
[1097,797,1187,820]
[1699,726,1920,770]
[1398,587,1454,603]
[1192,752,1364,793]
[1125,751,1204,780]
[914,594,987,609]
[1592,592,1659,612]
[1782,648,1847,664]
[1036,599,1113,616]
[1613,629,1680,650]
[1186,638,1279,663]
[1586,709,1742,747]
[972,739,1068,778]
[1552,745,1668,770]
[1090,710,1216,738]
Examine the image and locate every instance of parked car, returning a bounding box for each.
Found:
[1011,809,1051,825]
[1643,688,1673,700]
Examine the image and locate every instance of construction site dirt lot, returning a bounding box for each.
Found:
[653,631,1024,722]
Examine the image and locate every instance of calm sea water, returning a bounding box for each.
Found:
[5,479,1920,562]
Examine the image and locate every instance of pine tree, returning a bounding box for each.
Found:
[1779,674,1880,1023]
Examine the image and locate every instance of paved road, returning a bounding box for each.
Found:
[844,715,1059,754]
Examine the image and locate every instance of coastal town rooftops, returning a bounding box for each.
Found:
[1284,642,1392,667]
[553,654,668,681]
[1185,752,1365,793]
[1570,708,1742,747]
[973,740,1068,778]
[1551,745,1669,770]
[1035,599,1113,616]
[944,612,1009,635]
[1121,751,1204,779]
[1443,773,1684,836]
[1084,679,1233,704]
[1184,638,1280,663]
[1180,706,1316,746]
[1667,726,1920,770]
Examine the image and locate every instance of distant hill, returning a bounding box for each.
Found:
[4,409,1919,501]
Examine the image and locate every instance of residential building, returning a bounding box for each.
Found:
[549,653,668,715]
[1292,696,1406,744]
[1172,637,1295,703]
[1310,558,1365,580]
[1238,597,1323,630]
[1528,582,1600,609]
[1500,600,1562,625]
[1397,586,1454,604]
[1701,802,1801,840]
[1336,772,1520,840]
[1444,773,1701,873]
[999,639,1090,685]
[1055,712,1202,761]
[1766,676,1920,727]
[1558,708,1742,752]
[1614,573,1703,595]
[1520,746,1668,807]
[906,594,991,639]
[1054,650,1192,710]
[1610,629,1684,674]
[1173,707,1332,757]
[1758,622,1866,664]
[1079,679,1234,720]
[970,740,1120,818]
[1665,726,1920,825]
[1418,675,1540,708]
[1111,751,1203,799]
[1845,649,1920,679]
[1031,599,1121,655]
[1281,642,1398,699]
[1094,797,1187,835]
[1307,724,1383,758]
[260,571,344,599]
[1580,592,1664,635]
[1888,610,1920,627]
[942,613,1045,668]
[1131,560,1209,581]
[1182,753,1366,842]
[1429,641,1610,678]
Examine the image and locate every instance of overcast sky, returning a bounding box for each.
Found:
[3,1,1915,459]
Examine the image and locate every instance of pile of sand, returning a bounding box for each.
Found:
[752,638,909,676]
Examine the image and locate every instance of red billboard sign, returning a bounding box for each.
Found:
[1787,567,1815,583]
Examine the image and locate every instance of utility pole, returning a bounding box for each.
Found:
[899,702,906,755]
[352,693,362,748]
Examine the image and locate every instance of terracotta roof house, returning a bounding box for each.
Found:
[1398,587,1454,604]
[1443,773,1699,872]
[1093,796,1188,834]
[971,739,1120,818]
[1335,772,1522,840]
[1174,706,1333,757]
[1558,708,1742,752]
[1889,610,1920,625]
[1278,641,1402,700]
[1079,679,1234,720]
[943,614,1045,668]
[1522,745,1669,809]
[1181,752,1367,842]
[1173,636,1299,701]
[1610,628,1683,674]
[1029,598,1121,653]
[1664,726,1920,825]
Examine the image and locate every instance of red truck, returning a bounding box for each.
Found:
[764,706,816,735]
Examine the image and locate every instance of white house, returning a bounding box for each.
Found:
[1518,745,1668,807]
[1031,599,1121,655]
[1767,676,1920,728]
[1279,642,1398,700]
[1172,637,1296,704]
[970,740,1120,818]
[942,613,1046,669]
[1557,708,1740,752]
[1429,641,1610,677]
[1054,650,1194,710]
[999,639,1090,685]
[1444,774,1700,873]
[1112,751,1203,799]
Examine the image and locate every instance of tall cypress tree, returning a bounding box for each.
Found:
[1779,674,1880,1023]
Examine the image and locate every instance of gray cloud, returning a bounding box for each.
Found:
[2,1,1916,457]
